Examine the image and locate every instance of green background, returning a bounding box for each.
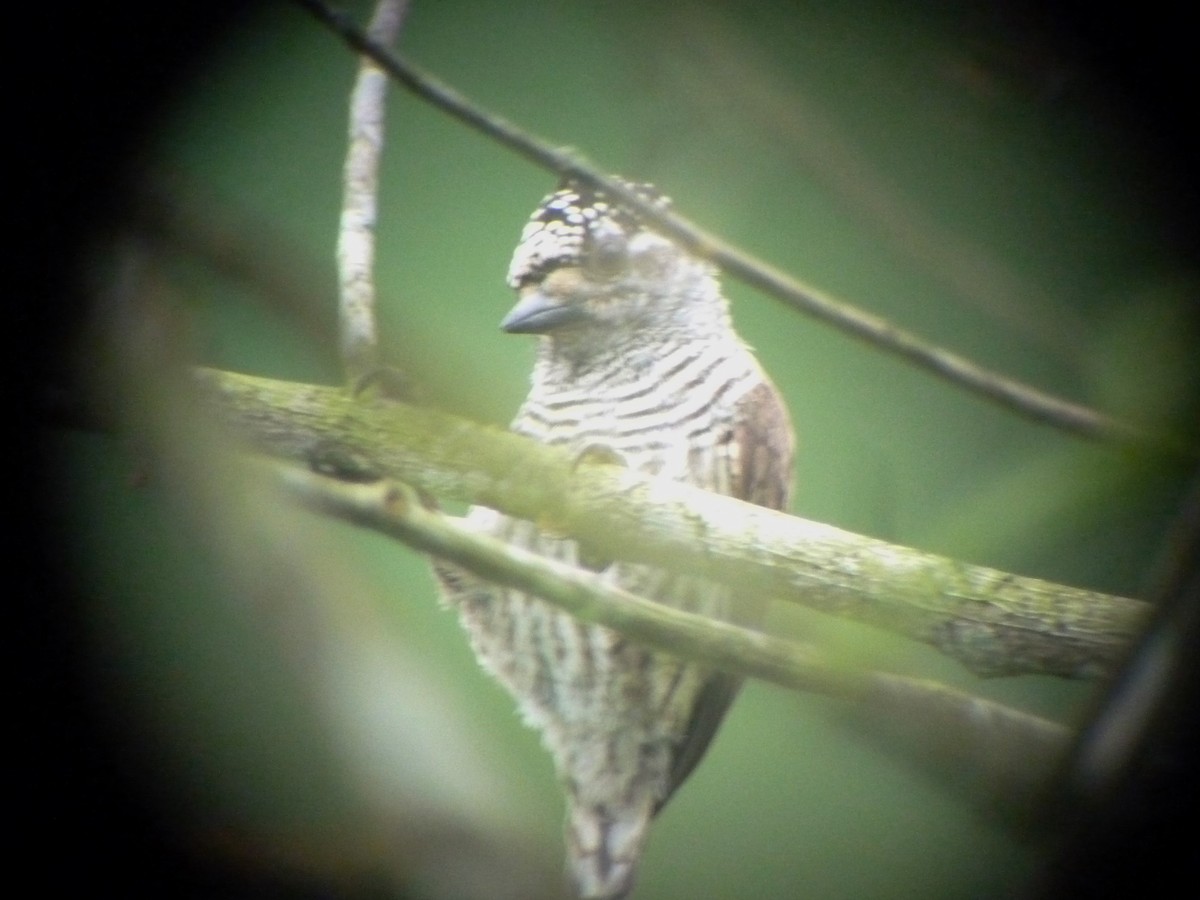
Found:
[58,2,1196,898]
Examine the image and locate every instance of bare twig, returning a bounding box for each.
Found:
[337,0,409,384]
[291,0,1182,454]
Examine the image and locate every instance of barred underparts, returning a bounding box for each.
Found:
[436,180,795,899]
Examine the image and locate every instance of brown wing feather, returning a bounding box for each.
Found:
[732,378,796,514]
[660,376,795,807]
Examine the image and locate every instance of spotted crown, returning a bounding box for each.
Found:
[506,179,671,289]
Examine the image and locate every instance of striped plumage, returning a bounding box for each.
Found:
[439,181,793,899]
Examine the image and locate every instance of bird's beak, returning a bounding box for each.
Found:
[501,288,588,334]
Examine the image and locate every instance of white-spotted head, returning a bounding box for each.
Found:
[501,180,727,346]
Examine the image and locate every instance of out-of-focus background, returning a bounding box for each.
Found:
[24,1,1197,898]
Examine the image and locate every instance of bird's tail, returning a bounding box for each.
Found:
[566,799,655,900]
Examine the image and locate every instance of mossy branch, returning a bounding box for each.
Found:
[195,366,1149,680]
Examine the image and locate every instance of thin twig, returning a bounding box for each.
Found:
[292,0,1178,453]
[337,0,409,384]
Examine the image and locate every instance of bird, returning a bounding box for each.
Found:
[436,179,794,899]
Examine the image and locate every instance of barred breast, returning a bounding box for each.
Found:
[439,177,794,900]
[449,339,787,898]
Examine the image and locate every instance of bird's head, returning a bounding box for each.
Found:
[501,181,729,352]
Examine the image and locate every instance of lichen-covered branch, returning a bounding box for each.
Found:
[336,0,409,383]
[195,366,1149,679]
[272,462,1071,825]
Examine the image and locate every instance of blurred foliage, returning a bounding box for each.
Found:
[54,1,1196,898]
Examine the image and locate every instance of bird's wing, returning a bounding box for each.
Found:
[730,377,796,516]
[660,377,795,808]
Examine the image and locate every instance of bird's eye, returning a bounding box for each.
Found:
[582,227,629,280]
